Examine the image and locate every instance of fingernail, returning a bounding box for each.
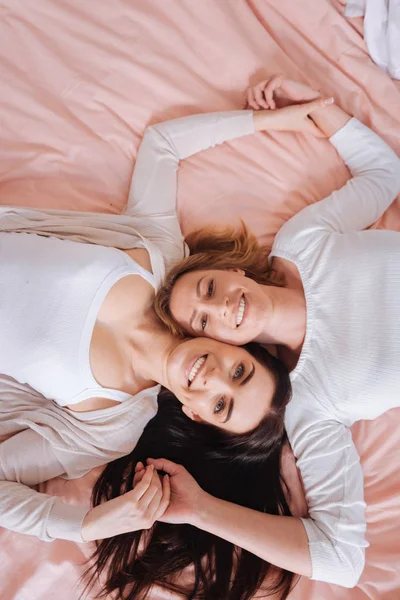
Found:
[325,97,334,104]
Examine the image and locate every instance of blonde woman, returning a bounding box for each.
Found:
[154,76,400,587]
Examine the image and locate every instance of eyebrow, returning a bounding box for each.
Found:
[189,276,205,330]
[240,363,255,386]
[223,398,234,423]
[222,363,255,425]
[189,308,198,330]
[196,276,204,298]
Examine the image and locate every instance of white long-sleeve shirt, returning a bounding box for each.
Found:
[0,111,255,542]
[270,118,400,587]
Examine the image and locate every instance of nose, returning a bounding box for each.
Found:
[198,295,230,322]
[190,361,223,391]
[200,362,229,389]
[202,364,216,386]
[188,365,227,411]
[209,296,229,321]
[219,296,229,318]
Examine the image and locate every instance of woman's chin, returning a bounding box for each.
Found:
[232,324,256,345]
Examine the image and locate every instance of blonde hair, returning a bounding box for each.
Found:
[154,222,284,336]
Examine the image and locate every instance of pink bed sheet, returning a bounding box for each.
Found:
[0,1,399,599]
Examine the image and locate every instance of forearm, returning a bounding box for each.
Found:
[253,110,282,132]
[309,104,351,137]
[193,493,312,577]
[252,96,338,136]
[252,91,351,138]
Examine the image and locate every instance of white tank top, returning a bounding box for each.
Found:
[0,232,155,406]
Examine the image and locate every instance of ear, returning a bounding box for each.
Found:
[182,405,203,422]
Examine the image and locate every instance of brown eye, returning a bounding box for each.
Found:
[207,279,214,297]
[201,315,208,330]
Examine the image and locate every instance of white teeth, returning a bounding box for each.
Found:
[236,297,246,326]
[188,356,206,384]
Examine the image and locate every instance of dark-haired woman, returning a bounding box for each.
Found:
[88,384,307,600]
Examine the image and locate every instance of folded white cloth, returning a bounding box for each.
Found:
[345,0,400,79]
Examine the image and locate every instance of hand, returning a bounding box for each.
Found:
[253,96,334,137]
[81,464,170,542]
[146,458,206,526]
[246,74,321,110]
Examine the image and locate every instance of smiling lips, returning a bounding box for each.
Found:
[187,355,207,386]
[236,295,246,327]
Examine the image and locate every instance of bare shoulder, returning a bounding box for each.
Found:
[97,271,155,324]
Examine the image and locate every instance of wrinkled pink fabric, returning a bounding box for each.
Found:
[0,1,399,599]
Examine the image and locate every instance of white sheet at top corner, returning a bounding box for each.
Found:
[345,0,400,79]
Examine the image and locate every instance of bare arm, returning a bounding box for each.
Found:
[194,493,311,576]
[149,422,367,591]
[146,458,311,578]
[247,75,350,135]
[309,103,351,136]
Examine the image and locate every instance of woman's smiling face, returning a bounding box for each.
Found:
[165,336,277,434]
[169,269,271,345]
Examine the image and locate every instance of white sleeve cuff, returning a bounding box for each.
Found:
[46,499,89,543]
[328,117,360,149]
[300,517,365,588]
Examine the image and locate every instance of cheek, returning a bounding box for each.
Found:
[165,355,180,391]
[262,381,274,411]
[187,397,214,424]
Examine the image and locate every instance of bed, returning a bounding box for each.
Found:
[0,1,399,599]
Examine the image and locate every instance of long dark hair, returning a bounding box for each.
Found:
[86,344,294,600]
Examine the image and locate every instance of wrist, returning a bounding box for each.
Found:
[275,88,321,103]
[191,490,218,528]
[81,507,98,542]
[308,104,351,138]
[253,110,277,132]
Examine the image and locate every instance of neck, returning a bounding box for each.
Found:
[132,311,180,389]
[255,285,306,352]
